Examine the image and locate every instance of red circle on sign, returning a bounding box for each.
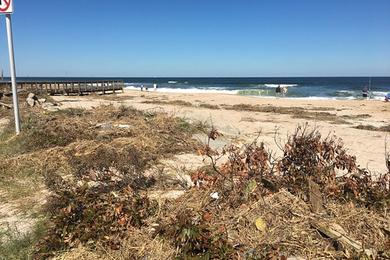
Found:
[0,0,11,12]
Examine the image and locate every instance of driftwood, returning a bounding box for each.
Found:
[0,101,12,109]
[311,220,375,258]
[308,178,324,213]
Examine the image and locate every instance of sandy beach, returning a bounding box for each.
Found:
[54,90,390,174]
[1,0,390,258]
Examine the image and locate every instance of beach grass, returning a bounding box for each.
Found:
[0,219,47,260]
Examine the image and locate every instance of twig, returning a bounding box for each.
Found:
[273,126,284,152]
[0,101,12,109]
[385,135,390,172]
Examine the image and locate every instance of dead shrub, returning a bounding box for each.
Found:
[166,126,390,258]
[277,125,358,198]
[157,208,233,259]
[196,125,390,210]
[35,167,157,258]
[277,126,390,209]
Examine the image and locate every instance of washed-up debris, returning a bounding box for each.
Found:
[41,102,60,112]
[254,217,267,232]
[166,126,390,259]
[30,121,390,259]
[95,123,131,129]
[38,98,47,104]
[210,192,219,200]
[0,101,12,109]
[2,101,389,259]
[26,93,38,107]
[308,178,324,213]
[311,220,376,258]
[34,167,156,258]
[0,105,200,258]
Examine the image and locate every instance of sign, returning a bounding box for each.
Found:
[0,0,13,14]
[1,0,19,134]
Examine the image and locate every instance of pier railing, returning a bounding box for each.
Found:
[0,80,124,95]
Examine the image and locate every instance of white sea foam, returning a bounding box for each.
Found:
[263,84,298,88]
[372,91,389,96]
[371,91,389,100]
[253,96,341,101]
[336,90,355,94]
[124,83,388,101]
[125,85,238,94]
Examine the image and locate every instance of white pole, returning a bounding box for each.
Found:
[6,13,21,134]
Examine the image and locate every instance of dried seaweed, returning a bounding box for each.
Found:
[162,126,390,258]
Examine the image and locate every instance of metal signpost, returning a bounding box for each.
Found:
[1,0,20,134]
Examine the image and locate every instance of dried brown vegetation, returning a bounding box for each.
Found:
[0,103,201,259]
[92,93,135,101]
[1,98,389,259]
[198,103,220,110]
[386,139,390,174]
[137,99,373,126]
[165,126,390,259]
[35,169,156,258]
[223,103,356,124]
[354,124,390,132]
[142,99,193,107]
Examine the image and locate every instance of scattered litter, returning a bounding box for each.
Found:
[210,192,219,200]
[254,217,266,232]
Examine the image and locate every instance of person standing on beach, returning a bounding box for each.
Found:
[153,83,158,91]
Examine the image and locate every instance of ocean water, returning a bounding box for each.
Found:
[14,77,390,100]
[123,77,390,100]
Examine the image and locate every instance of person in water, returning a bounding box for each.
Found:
[362,86,369,98]
[385,93,390,102]
[275,85,288,96]
[275,85,281,94]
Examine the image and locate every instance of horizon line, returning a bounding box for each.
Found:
[8,75,390,78]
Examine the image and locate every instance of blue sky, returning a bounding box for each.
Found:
[0,0,388,77]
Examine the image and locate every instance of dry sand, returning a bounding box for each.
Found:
[53,90,390,174]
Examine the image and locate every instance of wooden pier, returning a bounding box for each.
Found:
[0,80,124,96]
